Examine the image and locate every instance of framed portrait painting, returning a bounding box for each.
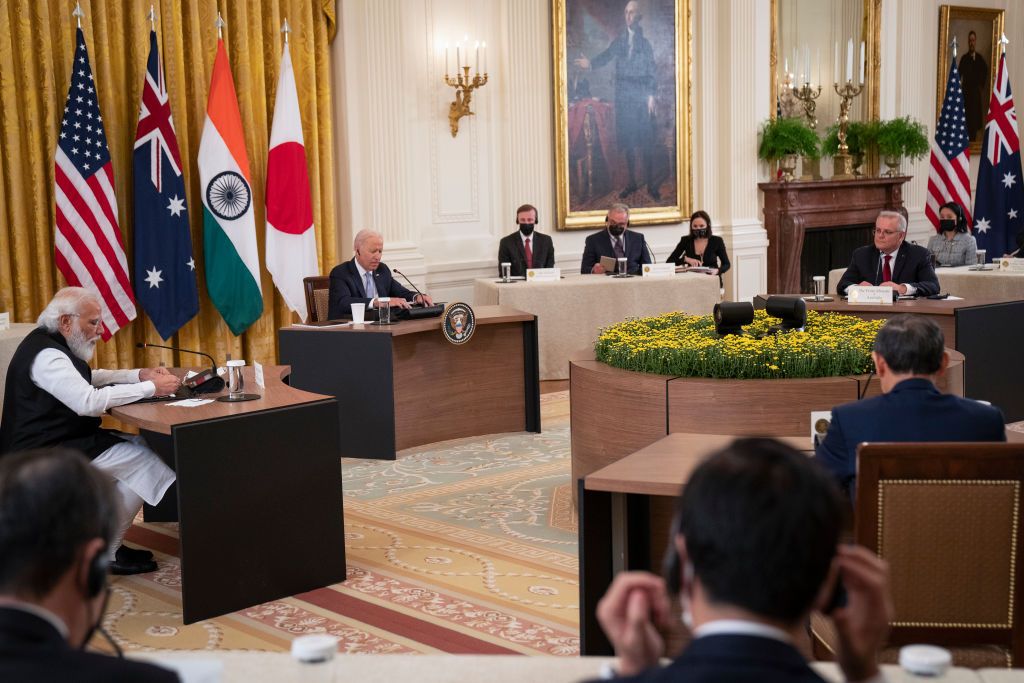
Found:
[553,0,691,229]
[936,5,1004,154]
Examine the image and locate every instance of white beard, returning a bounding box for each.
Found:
[67,325,98,361]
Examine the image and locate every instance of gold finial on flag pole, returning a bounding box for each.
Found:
[215,11,225,40]
[1000,33,1009,55]
[282,18,290,46]
[72,1,84,29]
[951,35,958,61]
[148,5,156,31]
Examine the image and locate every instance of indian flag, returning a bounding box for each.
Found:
[198,39,263,335]
[266,38,318,322]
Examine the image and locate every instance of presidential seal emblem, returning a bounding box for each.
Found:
[441,302,475,345]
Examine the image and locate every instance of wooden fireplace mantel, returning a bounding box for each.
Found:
[759,176,911,294]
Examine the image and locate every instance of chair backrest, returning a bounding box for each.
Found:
[303,276,330,323]
[856,442,1024,665]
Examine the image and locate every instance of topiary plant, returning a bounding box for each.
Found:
[876,116,929,161]
[758,116,821,160]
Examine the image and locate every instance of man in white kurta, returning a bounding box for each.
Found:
[0,288,179,575]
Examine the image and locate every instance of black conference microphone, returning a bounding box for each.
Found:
[392,269,428,306]
[136,342,224,394]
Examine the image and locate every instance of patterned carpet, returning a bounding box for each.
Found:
[99,391,578,656]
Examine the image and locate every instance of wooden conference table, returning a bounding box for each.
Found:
[279,305,540,460]
[111,366,345,624]
[829,264,1024,302]
[474,273,721,380]
[755,294,1024,422]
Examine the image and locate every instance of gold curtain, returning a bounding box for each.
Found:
[0,0,338,370]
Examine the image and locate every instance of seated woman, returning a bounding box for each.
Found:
[666,210,731,285]
[927,201,977,267]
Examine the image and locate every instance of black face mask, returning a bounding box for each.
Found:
[608,224,626,237]
[939,219,957,233]
[692,228,709,238]
[518,223,535,236]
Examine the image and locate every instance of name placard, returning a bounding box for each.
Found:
[526,268,560,282]
[998,257,1024,272]
[254,361,265,389]
[846,285,894,305]
[642,263,675,278]
[0,312,8,330]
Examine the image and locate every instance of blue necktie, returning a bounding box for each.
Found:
[364,271,376,299]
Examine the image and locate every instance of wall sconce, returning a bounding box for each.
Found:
[443,39,488,137]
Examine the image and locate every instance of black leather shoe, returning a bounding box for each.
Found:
[116,545,154,562]
[109,558,158,575]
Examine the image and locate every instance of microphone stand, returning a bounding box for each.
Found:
[136,342,224,394]
[392,269,429,306]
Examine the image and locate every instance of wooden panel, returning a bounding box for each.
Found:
[668,375,861,436]
[392,322,526,450]
[569,357,671,489]
[293,305,534,338]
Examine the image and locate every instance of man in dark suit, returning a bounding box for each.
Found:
[596,438,892,682]
[581,203,652,275]
[837,211,940,297]
[497,204,555,277]
[0,448,178,681]
[815,315,1005,499]
[328,229,434,320]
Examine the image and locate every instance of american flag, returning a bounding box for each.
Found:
[55,28,136,339]
[925,55,972,232]
[973,50,1023,258]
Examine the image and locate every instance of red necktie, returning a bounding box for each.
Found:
[882,254,892,282]
[525,237,533,269]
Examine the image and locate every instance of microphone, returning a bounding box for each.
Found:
[874,254,881,285]
[136,342,224,394]
[392,269,428,306]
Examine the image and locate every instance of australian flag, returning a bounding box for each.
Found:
[132,30,198,339]
[973,51,1024,259]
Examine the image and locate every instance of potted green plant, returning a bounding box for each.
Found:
[876,116,929,177]
[822,120,880,176]
[758,117,820,182]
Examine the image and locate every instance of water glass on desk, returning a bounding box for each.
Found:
[616,257,627,276]
[500,262,511,283]
[350,303,365,324]
[378,297,391,324]
[812,275,826,301]
[974,249,987,270]
[226,360,245,399]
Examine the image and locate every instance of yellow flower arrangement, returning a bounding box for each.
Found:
[595,310,884,379]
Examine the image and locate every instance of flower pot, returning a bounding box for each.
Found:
[779,154,799,182]
[883,154,902,177]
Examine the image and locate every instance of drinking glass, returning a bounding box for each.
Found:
[350,303,365,324]
[500,262,511,282]
[975,249,987,270]
[813,275,826,301]
[617,257,628,276]
[378,297,391,324]
[226,360,245,399]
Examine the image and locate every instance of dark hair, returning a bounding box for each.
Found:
[515,204,538,221]
[0,449,116,598]
[872,314,945,375]
[689,210,713,237]
[673,438,843,623]
[939,201,967,233]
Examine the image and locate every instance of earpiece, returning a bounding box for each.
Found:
[86,548,107,598]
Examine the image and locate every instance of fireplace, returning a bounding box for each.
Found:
[759,177,911,294]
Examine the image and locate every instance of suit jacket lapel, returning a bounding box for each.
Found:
[892,247,908,282]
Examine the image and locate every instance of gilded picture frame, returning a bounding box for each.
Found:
[553,0,691,230]
[936,5,1004,154]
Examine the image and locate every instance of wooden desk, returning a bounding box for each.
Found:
[474,274,721,380]
[755,294,1024,421]
[111,367,344,624]
[579,433,808,655]
[829,265,1024,302]
[278,305,540,460]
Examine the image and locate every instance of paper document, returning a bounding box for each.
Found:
[167,399,215,407]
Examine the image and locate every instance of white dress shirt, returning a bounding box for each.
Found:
[29,348,154,417]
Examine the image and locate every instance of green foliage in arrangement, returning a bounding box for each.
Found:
[758,117,821,160]
[594,309,884,379]
[821,120,881,157]
[876,116,930,161]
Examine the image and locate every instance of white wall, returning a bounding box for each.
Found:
[332,0,772,304]
[331,0,1023,304]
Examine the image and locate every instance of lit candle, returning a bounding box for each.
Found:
[804,46,810,84]
[834,42,839,84]
[475,41,480,73]
[846,38,853,82]
[784,57,788,75]
[457,42,461,70]
[859,40,865,84]
[482,41,487,73]
[445,43,450,75]
[816,47,820,87]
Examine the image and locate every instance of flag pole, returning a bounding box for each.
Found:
[282,18,290,47]
[72,1,83,28]
[215,11,225,40]
[149,4,156,31]
[1000,33,1009,56]
[951,35,957,61]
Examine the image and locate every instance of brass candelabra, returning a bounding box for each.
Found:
[791,81,822,130]
[832,80,864,179]
[445,66,488,137]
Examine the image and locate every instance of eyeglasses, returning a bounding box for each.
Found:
[70,313,102,328]
[873,228,900,237]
